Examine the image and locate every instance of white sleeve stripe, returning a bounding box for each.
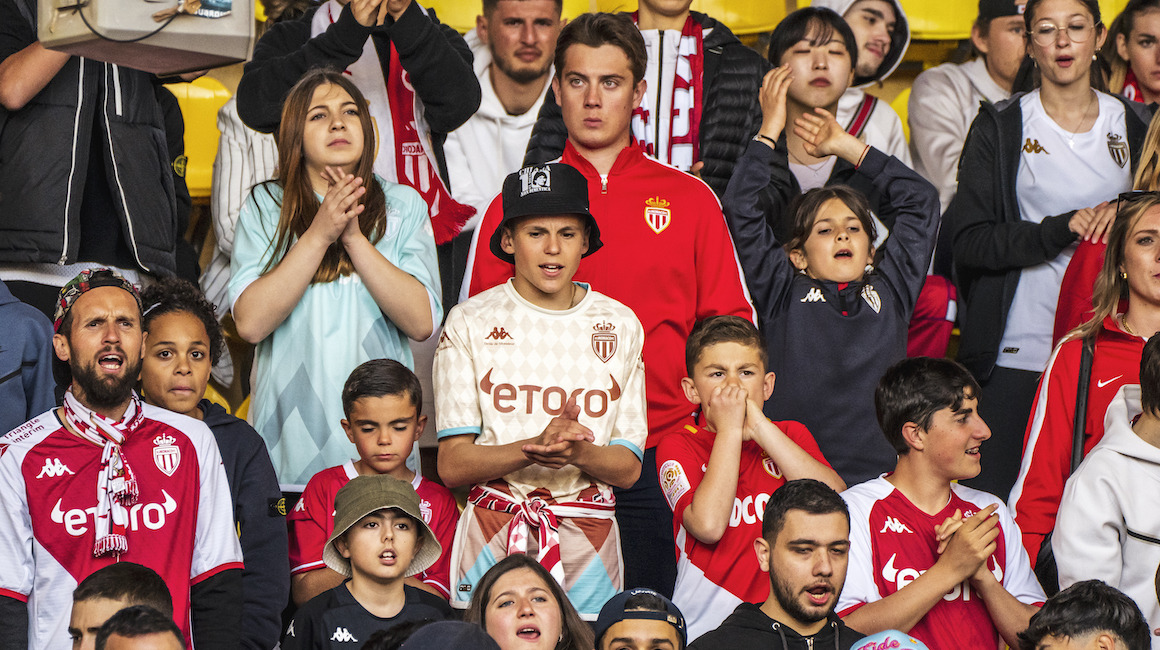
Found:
[1008,338,1068,512]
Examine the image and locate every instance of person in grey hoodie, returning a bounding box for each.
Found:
[0,280,54,434]
[689,480,865,649]
[1054,336,1160,644]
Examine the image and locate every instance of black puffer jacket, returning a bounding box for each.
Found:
[523,11,770,199]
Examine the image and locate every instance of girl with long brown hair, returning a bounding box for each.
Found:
[229,69,440,488]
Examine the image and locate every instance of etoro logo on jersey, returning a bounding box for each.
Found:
[51,490,178,537]
[478,369,621,417]
[880,552,1003,602]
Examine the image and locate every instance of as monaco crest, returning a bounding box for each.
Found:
[1108,132,1129,168]
[644,196,671,234]
[153,434,181,477]
[592,321,617,363]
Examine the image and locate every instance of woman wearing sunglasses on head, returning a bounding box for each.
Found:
[1009,190,1160,584]
[946,0,1154,501]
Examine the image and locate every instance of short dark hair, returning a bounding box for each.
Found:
[783,185,878,258]
[341,359,422,419]
[761,479,850,541]
[767,7,859,75]
[95,605,184,650]
[875,357,981,455]
[554,12,647,85]
[1017,580,1150,650]
[1141,336,1160,418]
[74,563,174,619]
[685,316,767,376]
[140,277,225,366]
[482,0,563,17]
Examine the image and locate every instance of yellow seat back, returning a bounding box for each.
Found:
[236,395,251,422]
[424,0,596,33]
[594,0,786,34]
[164,77,232,199]
[202,383,232,414]
[899,0,974,41]
[891,86,910,143]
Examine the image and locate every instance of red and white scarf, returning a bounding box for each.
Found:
[314,1,474,244]
[630,13,704,169]
[1123,68,1144,103]
[62,390,143,557]
[469,484,615,587]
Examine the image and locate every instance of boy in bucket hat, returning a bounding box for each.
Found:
[282,475,452,649]
[434,162,648,619]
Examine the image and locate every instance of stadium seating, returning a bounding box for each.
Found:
[164,77,232,200]
[595,0,787,34]
[426,0,597,33]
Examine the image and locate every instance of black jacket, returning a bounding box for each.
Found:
[0,0,178,274]
[945,93,1153,381]
[689,604,865,650]
[200,400,289,650]
[522,11,770,199]
[724,143,939,484]
[236,1,479,184]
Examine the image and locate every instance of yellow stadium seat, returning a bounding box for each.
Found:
[891,86,910,142]
[899,0,973,41]
[1100,0,1127,25]
[164,77,232,200]
[425,0,595,33]
[203,383,231,413]
[236,395,251,422]
[255,0,266,23]
[594,0,786,34]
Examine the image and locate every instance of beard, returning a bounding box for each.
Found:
[71,355,142,412]
[771,573,834,625]
[493,51,552,85]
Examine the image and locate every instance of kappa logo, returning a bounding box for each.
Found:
[330,627,358,643]
[285,620,295,638]
[294,498,306,513]
[52,490,177,536]
[801,288,826,303]
[1023,138,1049,155]
[36,458,75,479]
[519,165,551,196]
[879,516,914,534]
[420,498,432,523]
[645,196,672,234]
[152,434,181,477]
[485,327,513,341]
[592,321,617,363]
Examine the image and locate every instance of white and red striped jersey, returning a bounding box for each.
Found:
[838,477,1044,650]
[0,404,243,648]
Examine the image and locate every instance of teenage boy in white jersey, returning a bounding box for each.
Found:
[434,162,647,619]
[838,357,1044,649]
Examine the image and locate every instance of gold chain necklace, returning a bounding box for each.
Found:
[1121,313,1138,337]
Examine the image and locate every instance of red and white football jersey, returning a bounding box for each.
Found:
[657,420,829,640]
[288,461,459,598]
[0,404,243,649]
[838,477,1045,650]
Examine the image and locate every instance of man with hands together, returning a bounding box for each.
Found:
[838,357,1044,650]
[434,162,647,619]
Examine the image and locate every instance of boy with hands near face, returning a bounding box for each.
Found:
[435,162,647,619]
[656,316,844,639]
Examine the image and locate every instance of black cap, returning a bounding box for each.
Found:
[978,0,1025,20]
[594,588,687,648]
[489,163,603,264]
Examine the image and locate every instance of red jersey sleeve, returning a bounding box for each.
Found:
[655,425,709,524]
[465,195,513,298]
[414,483,460,599]
[778,420,831,467]
[690,188,756,324]
[287,474,333,575]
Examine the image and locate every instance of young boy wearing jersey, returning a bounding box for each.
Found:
[284,474,451,649]
[0,269,243,650]
[656,316,844,639]
[838,357,1044,649]
[289,359,458,606]
[435,161,647,619]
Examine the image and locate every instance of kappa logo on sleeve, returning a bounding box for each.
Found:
[36,458,74,479]
[330,627,358,643]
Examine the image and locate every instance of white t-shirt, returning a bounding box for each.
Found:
[999,90,1131,372]
[790,157,838,192]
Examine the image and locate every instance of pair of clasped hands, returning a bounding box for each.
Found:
[522,398,596,470]
[346,0,411,26]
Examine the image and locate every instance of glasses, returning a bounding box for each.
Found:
[1031,21,1096,46]
[1117,190,1160,217]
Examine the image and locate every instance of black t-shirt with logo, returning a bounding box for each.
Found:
[282,582,451,649]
